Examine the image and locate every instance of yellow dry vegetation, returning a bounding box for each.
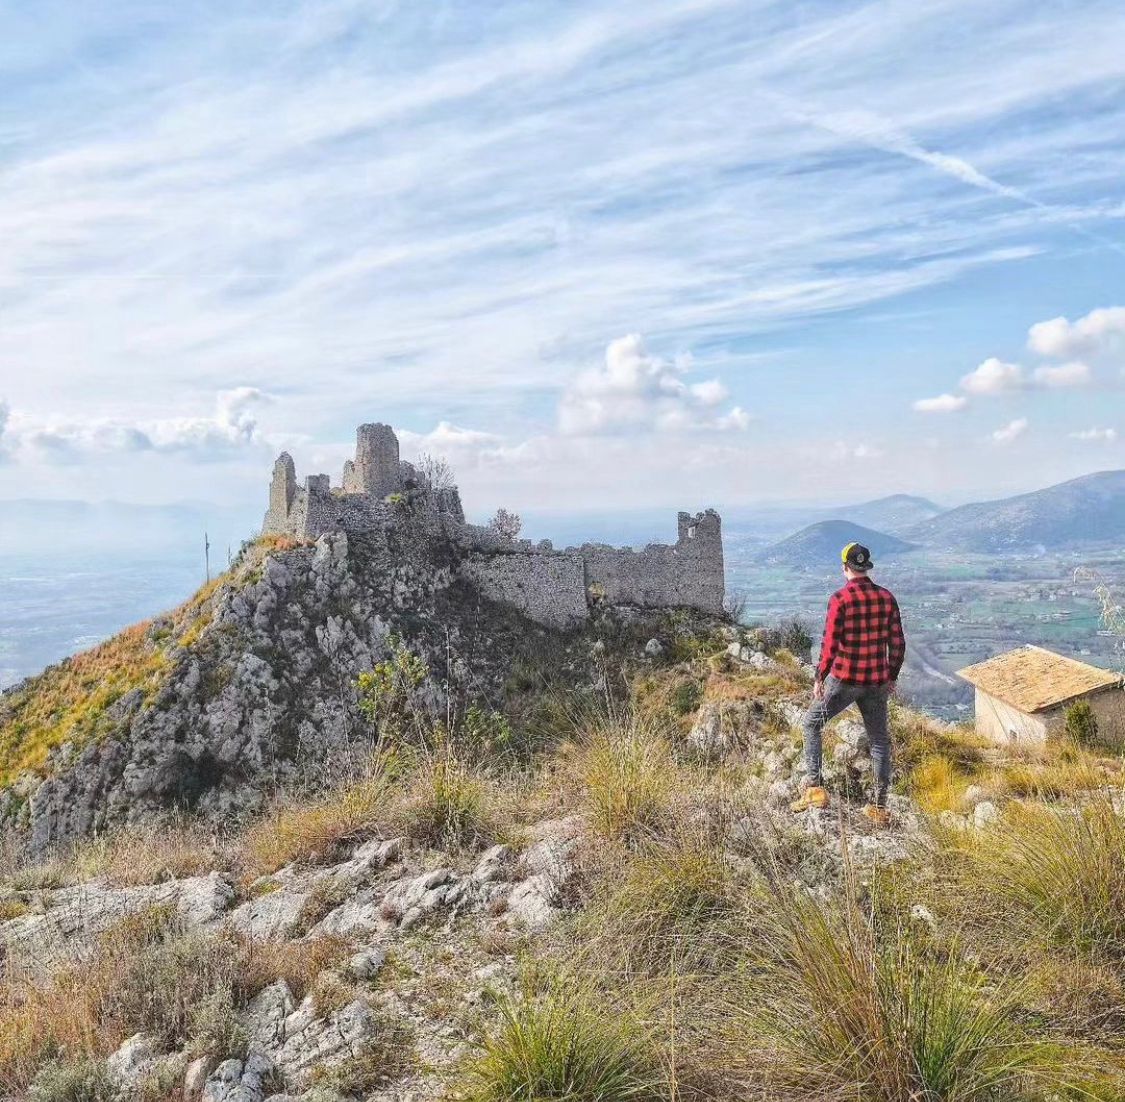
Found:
[0,570,233,789]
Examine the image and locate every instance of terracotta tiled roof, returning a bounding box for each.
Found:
[957,645,1121,714]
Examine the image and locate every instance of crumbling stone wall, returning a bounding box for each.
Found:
[579,510,724,615]
[263,422,725,626]
[462,551,588,629]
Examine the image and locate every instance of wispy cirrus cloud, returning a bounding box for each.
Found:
[2,0,1125,505]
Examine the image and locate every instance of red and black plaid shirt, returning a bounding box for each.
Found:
[815,576,905,685]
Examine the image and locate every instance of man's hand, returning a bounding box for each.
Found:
[813,678,825,701]
[887,681,898,698]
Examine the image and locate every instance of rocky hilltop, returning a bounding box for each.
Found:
[3,427,1125,1101]
[0,421,725,852]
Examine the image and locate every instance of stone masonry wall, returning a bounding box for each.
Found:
[579,510,725,615]
[263,424,725,627]
[462,552,588,629]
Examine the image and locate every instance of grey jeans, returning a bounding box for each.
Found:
[802,676,892,806]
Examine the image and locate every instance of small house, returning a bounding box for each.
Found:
[957,645,1123,745]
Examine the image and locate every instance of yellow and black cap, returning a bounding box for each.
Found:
[841,542,873,571]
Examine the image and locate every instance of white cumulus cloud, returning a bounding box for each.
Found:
[1069,426,1117,442]
[960,357,1025,395]
[1031,361,1092,388]
[558,334,749,436]
[3,388,272,463]
[992,417,1029,444]
[913,393,968,413]
[1028,306,1125,360]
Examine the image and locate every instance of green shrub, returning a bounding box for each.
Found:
[463,991,664,1101]
[1064,699,1099,746]
[670,680,702,716]
[461,704,514,755]
[356,638,429,745]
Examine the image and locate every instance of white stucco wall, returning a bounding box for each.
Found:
[974,689,1047,745]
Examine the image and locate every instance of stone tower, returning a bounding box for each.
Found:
[268,453,296,526]
[343,423,403,498]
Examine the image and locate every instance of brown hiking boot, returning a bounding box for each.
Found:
[790,786,829,813]
[862,804,891,827]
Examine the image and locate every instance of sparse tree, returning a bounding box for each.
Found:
[489,507,522,542]
[419,452,456,492]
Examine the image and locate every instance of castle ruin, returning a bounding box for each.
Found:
[263,422,724,627]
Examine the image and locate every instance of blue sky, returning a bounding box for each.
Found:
[1,0,1123,515]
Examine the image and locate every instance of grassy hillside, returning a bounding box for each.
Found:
[0,574,228,790]
[2,625,1124,1099]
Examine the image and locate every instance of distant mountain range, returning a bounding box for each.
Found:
[906,470,1125,552]
[764,519,916,567]
[764,470,1125,563]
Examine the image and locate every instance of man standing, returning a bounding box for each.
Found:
[791,542,905,826]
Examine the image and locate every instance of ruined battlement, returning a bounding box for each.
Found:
[263,422,724,626]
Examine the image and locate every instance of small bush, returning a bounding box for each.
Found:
[356,637,430,747]
[670,680,702,717]
[27,1058,116,1102]
[750,618,813,658]
[462,990,664,1102]
[1064,700,1099,746]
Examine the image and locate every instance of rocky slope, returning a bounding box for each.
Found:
[0,523,620,852]
[0,633,930,1102]
[2,621,1123,1100]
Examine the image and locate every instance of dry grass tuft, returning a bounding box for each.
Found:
[241,758,394,876]
[579,716,680,843]
[461,987,666,1102]
[721,884,1083,1102]
[581,835,741,979]
[0,903,350,1095]
[393,752,504,851]
[941,795,1125,963]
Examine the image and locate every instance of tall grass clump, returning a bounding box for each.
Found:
[585,836,740,979]
[944,796,1125,963]
[462,989,665,1102]
[27,1057,117,1102]
[723,884,1079,1101]
[580,717,678,842]
[397,752,499,850]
